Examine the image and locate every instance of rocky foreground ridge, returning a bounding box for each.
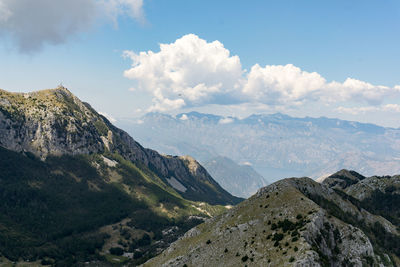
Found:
[144,170,400,266]
[0,87,240,205]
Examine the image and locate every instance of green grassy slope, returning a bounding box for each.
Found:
[0,146,226,265]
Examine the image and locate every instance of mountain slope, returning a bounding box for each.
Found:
[203,156,268,198]
[323,170,400,228]
[144,176,400,266]
[119,112,400,181]
[0,87,241,265]
[0,87,240,205]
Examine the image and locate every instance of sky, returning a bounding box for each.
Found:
[1,0,400,127]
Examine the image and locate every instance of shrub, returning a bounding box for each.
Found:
[109,247,124,256]
[137,234,151,246]
[272,233,284,241]
[133,250,143,259]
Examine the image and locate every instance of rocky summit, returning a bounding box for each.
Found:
[144,173,400,266]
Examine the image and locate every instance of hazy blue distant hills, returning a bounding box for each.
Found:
[117,111,400,182]
[203,156,268,198]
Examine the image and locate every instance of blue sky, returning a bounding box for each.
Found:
[1,0,400,127]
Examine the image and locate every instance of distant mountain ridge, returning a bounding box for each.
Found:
[204,156,268,198]
[118,111,400,181]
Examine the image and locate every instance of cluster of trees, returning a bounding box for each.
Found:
[0,148,143,263]
[360,188,400,227]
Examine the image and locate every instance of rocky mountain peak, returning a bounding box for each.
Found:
[0,87,108,158]
[322,169,366,190]
[179,155,200,174]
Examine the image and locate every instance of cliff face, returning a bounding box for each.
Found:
[0,88,105,156]
[144,177,400,267]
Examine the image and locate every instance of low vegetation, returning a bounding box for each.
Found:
[0,147,222,265]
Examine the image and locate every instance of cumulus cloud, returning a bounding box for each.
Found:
[99,111,117,123]
[243,65,400,106]
[383,104,400,112]
[123,34,400,112]
[242,64,325,105]
[218,117,234,124]
[123,34,243,111]
[0,0,145,53]
[335,106,378,115]
[325,78,398,105]
[336,104,400,115]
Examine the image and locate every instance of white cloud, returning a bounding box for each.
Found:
[243,65,399,107]
[148,97,186,112]
[101,0,145,25]
[325,78,398,105]
[383,104,400,112]
[123,34,400,112]
[218,117,234,124]
[123,34,243,111]
[336,104,400,115]
[99,111,117,123]
[179,114,188,121]
[0,0,145,53]
[243,64,325,105]
[336,106,378,115]
[0,1,12,22]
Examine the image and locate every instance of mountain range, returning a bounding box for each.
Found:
[1,87,399,266]
[118,111,400,182]
[203,156,268,198]
[0,87,240,265]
